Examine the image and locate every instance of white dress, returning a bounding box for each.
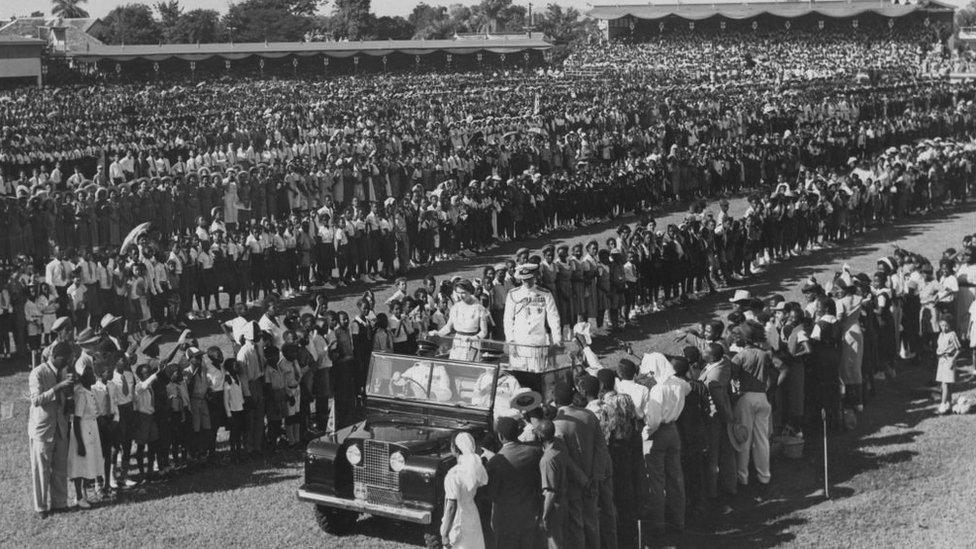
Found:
[443,464,486,549]
[68,385,104,480]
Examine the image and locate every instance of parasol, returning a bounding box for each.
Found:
[121,222,151,253]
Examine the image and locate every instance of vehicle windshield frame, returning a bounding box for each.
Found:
[366,352,500,412]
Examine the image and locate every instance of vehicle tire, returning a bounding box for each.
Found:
[314,505,357,535]
[423,532,442,549]
[423,523,443,549]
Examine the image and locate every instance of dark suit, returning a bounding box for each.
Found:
[554,405,606,549]
[485,441,543,549]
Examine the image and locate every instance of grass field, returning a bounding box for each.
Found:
[2,197,975,548]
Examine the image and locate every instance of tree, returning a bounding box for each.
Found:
[536,4,586,44]
[155,0,182,42]
[473,0,510,33]
[51,0,89,19]
[97,4,162,44]
[495,3,525,31]
[408,3,454,39]
[408,3,447,31]
[171,9,223,43]
[448,4,474,33]
[330,0,374,40]
[373,16,414,40]
[956,2,976,30]
[223,0,313,42]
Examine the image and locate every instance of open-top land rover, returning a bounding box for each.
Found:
[297,339,574,547]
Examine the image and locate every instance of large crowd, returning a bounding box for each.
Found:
[564,24,948,83]
[18,18,976,549]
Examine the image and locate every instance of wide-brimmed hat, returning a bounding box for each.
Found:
[50,316,72,333]
[100,313,123,330]
[729,289,753,304]
[139,333,162,356]
[76,327,100,346]
[510,388,542,412]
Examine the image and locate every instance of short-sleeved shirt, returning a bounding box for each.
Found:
[731,346,771,394]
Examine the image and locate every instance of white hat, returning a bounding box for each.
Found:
[100,313,123,329]
[729,289,753,304]
[514,263,539,280]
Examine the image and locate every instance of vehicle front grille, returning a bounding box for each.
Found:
[354,440,400,491]
[367,487,403,507]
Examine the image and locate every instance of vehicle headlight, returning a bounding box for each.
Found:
[345,444,362,466]
[389,451,406,472]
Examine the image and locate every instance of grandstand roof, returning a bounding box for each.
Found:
[0,36,45,46]
[589,0,955,21]
[66,36,552,63]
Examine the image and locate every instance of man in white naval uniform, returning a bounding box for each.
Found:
[504,264,561,372]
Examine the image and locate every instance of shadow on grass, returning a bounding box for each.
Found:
[643,362,931,549]
[595,206,976,357]
[97,451,304,507]
[353,516,432,548]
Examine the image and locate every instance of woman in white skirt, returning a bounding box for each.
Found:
[430,279,489,361]
[69,364,104,508]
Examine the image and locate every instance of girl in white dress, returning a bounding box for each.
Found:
[935,316,961,415]
[439,432,488,549]
[430,279,488,362]
[69,363,104,508]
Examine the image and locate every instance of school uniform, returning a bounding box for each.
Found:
[91,379,120,469]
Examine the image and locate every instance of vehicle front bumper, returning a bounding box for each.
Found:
[296,487,432,524]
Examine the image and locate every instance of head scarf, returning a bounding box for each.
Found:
[639,352,671,378]
[453,432,488,492]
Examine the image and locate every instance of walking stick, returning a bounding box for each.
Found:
[822,407,830,499]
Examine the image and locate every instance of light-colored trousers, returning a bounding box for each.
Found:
[733,392,771,485]
[29,425,70,512]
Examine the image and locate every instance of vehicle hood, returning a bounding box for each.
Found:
[348,420,460,455]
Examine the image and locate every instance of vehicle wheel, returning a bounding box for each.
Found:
[314,505,357,535]
[423,523,443,549]
[423,532,442,549]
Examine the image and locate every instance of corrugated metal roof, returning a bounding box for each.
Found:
[67,36,552,61]
[0,36,45,45]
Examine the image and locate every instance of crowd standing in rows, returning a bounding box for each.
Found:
[18,20,976,549]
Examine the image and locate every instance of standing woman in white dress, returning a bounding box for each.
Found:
[430,279,488,361]
[439,432,488,549]
[834,275,864,411]
[69,363,103,509]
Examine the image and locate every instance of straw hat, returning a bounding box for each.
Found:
[729,289,753,304]
[509,388,542,412]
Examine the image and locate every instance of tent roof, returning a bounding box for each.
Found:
[67,36,552,62]
[589,0,955,21]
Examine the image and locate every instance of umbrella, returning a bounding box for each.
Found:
[121,222,151,253]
